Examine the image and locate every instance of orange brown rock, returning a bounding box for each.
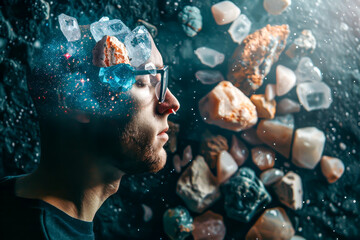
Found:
[250,94,276,119]
[320,156,345,183]
[200,132,228,171]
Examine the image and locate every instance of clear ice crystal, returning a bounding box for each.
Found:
[99,64,136,91]
[195,70,224,84]
[295,57,322,84]
[296,82,332,111]
[228,14,251,44]
[124,26,152,67]
[145,62,157,76]
[90,18,131,42]
[194,47,225,68]
[58,13,81,42]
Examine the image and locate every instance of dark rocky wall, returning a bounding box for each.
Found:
[0,0,359,239]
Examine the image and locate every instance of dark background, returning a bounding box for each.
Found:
[0,0,359,239]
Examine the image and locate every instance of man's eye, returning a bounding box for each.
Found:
[135,79,146,87]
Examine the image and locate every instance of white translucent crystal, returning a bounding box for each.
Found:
[296,82,332,111]
[286,30,316,58]
[90,18,131,42]
[228,14,251,44]
[276,65,296,96]
[260,168,284,186]
[263,0,291,15]
[211,1,241,25]
[265,84,276,101]
[124,26,152,67]
[292,127,325,169]
[195,70,224,85]
[195,47,225,68]
[58,13,81,42]
[217,151,238,184]
[295,57,322,84]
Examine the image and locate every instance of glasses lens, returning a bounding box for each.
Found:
[160,68,168,102]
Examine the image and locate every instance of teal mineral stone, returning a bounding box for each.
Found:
[163,206,194,240]
[178,6,202,37]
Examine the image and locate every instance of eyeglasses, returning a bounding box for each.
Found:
[133,65,169,103]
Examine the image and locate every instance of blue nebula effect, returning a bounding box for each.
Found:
[99,64,136,92]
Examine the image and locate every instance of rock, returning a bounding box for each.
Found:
[90,18,131,42]
[58,13,81,42]
[276,65,296,96]
[163,206,194,240]
[228,14,252,44]
[176,156,221,213]
[228,24,290,95]
[292,127,325,169]
[199,81,258,132]
[195,70,224,85]
[217,151,238,184]
[251,146,276,171]
[246,207,295,240]
[124,25,152,67]
[256,114,294,158]
[211,1,241,25]
[265,84,276,101]
[173,154,182,173]
[273,171,303,210]
[192,211,226,240]
[263,0,291,15]
[222,167,271,222]
[240,128,263,146]
[320,156,345,183]
[295,57,322,84]
[291,236,306,240]
[141,204,153,222]
[137,19,158,38]
[99,63,136,91]
[296,82,333,111]
[92,35,130,68]
[178,6,202,37]
[200,132,228,171]
[260,168,284,186]
[250,94,276,119]
[229,135,249,166]
[164,121,180,153]
[286,30,316,58]
[277,98,301,114]
[181,145,193,167]
[194,47,225,68]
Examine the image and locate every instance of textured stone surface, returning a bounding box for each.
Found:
[199,81,258,131]
[200,132,228,171]
[292,127,325,169]
[256,114,294,158]
[217,151,238,184]
[178,6,202,37]
[163,206,194,240]
[276,65,296,96]
[227,24,290,95]
[176,156,221,213]
[229,135,249,166]
[286,29,316,58]
[260,168,284,186]
[222,167,271,223]
[192,210,226,240]
[276,98,301,114]
[273,171,303,210]
[250,94,276,119]
[246,207,295,240]
[320,156,345,183]
[251,146,275,171]
[211,1,241,25]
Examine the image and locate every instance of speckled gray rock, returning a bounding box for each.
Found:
[221,167,272,222]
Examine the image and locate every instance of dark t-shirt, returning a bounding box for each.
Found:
[0,176,95,240]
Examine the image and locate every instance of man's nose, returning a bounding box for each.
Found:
[157,89,180,115]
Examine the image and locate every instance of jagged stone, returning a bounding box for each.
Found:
[192,211,226,240]
[250,94,276,119]
[163,206,194,240]
[273,171,303,210]
[229,135,249,166]
[200,132,228,171]
[217,151,238,184]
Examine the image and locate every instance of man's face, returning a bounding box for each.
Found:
[108,36,180,174]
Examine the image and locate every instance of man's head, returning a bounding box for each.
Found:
[27,24,180,174]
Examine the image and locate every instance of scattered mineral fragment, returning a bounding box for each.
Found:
[256,114,294,158]
[296,82,333,111]
[292,127,325,169]
[273,171,303,210]
[192,211,226,240]
[195,47,225,68]
[251,146,275,171]
[176,156,221,213]
[240,127,263,145]
[200,132,229,171]
[199,81,258,131]
[228,14,252,44]
[228,24,290,95]
[277,98,301,114]
[291,235,306,240]
[222,167,271,222]
[250,94,276,119]
[90,18,131,42]
[178,6,202,37]
[124,26,152,67]
[211,1,241,25]
[295,57,322,84]
[286,30,316,58]
[229,135,249,166]
[181,145,193,167]
[173,154,182,173]
[195,70,224,85]
[163,206,194,240]
[263,0,291,15]
[92,35,130,68]
[320,156,345,183]
[276,65,296,96]
[217,151,238,184]
[141,204,153,222]
[260,168,284,186]
[265,84,276,101]
[246,207,295,240]
[58,13,81,42]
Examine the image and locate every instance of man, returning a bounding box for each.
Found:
[0,19,180,239]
